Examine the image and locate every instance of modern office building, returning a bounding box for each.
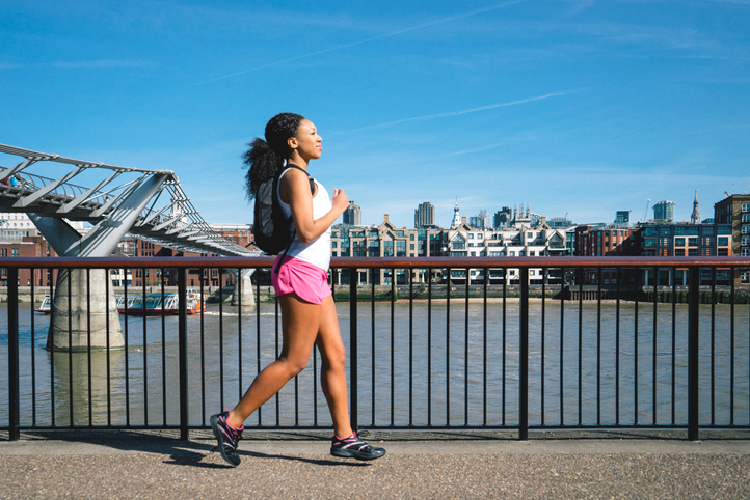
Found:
[413,201,435,227]
[493,207,512,228]
[652,200,676,222]
[547,216,573,228]
[469,210,490,230]
[343,201,361,226]
[614,211,631,225]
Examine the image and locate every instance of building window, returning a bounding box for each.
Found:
[674,249,685,256]
[744,225,750,234]
[743,203,750,213]
[742,249,750,257]
[688,238,698,246]
[743,214,750,223]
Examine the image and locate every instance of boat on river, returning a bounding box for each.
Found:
[35,296,52,314]
[116,292,204,315]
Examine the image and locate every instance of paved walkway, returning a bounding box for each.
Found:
[1,430,749,499]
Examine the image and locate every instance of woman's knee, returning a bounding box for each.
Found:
[321,347,346,372]
[279,355,309,377]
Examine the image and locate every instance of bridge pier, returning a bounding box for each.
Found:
[47,269,123,351]
[232,269,255,308]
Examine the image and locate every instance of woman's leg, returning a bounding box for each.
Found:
[315,295,353,438]
[226,293,321,429]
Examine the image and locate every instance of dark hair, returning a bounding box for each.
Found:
[243,112,304,199]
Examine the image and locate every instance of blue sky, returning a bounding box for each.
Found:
[1,0,749,228]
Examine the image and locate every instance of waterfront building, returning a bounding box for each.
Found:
[0,213,40,240]
[715,194,750,283]
[636,221,732,286]
[0,236,59,287]
[445,215,567,285]
[344,201,361,226]
[652,200,676,222]
[413,201,435,228]
[330,215,443,286]
[574,225,639,257]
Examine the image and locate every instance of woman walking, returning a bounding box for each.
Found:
[211,113,385,467]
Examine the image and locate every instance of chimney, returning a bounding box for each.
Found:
[461,216,467,224]
[383,214,390,223]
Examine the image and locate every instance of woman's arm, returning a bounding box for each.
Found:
[280,168,348,244]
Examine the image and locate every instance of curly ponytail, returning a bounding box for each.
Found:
[243,112,304,199]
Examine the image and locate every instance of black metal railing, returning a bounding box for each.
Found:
[1,256,748,441]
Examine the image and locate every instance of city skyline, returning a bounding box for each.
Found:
[1,1,748,229]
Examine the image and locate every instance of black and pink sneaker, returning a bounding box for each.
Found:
[210,410,243,467]
[330,432,385,460]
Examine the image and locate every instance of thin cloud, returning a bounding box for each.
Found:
[339,91,577,133]
[187,0,529,87]
[448,137,538,156]
[54,59,156,69]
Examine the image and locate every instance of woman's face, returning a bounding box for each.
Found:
[289,119,322,161]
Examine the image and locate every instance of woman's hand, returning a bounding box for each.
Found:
[331,188,349,217]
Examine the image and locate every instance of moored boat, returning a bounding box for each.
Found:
[117,293,204,315]
[35,296,52,314]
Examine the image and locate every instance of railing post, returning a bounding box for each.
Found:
[8,268,20,441]
[349,276,358,431]
[178,268,189,440]
[688,266,700,441]
[518,267,529,441]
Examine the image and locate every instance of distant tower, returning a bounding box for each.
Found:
[343,201,361,225]
[690,191,701,224]
[451,199,461,228]
[414,201,435,227]
[652,200,676,222]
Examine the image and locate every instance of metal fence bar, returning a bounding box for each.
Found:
[688,266,700,441]
[519,268,529,441]
[349,276,358,431]
[178,268,189,440]
[7,268,20,440]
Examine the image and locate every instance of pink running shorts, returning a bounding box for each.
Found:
[271,255,331,305]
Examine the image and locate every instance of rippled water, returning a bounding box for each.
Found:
[1,299,748,429]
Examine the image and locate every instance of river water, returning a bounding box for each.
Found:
[1,300,748,429]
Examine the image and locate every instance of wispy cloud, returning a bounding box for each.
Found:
[338,91,578,133]
[186,0,529,87]
[448,137,538,156]
[53,59,156,69]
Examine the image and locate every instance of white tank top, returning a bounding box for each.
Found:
[277,167,332,271]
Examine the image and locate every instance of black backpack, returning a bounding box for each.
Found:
[253,165,315,268]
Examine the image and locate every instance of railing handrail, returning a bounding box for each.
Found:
[0,255,746,269]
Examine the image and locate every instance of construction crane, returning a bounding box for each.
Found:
[642,199,650,222]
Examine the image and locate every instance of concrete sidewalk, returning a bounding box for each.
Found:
[1,430,749,499]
